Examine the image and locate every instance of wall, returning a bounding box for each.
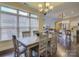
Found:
[69,16,79,29]
[38,14,45,32]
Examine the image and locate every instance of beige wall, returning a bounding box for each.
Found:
[0,3,44,51]
[55,15,79,31]
[69,16,79,29]
[38,15,44,32]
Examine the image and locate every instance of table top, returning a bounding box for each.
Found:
[17,36,39,47]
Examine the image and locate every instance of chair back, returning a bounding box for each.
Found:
[22,31,31,37]
[12,35,19,53]
[50,31,57,56]
[39,33,48,56]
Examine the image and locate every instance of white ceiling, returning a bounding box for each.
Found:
[46,2,79,18]
[22,2,63,11]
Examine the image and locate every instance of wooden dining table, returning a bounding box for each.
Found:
[17,34,52,57]
[17,36,39,57]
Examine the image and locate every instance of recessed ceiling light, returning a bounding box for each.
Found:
[71,11,74,14]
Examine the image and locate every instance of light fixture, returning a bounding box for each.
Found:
[38,4,42,8]
[39,8,43,12]
[38,2,54,15]
[49,6,53,9]
[46,3,50,7]
[45,8,48,12]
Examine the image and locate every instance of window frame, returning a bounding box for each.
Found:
[1,6,17,14]
[18,10,29,16]
[0,6,39,41]
[30,14,38,18]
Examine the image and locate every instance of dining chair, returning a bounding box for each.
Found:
[49,31,57,56]
[12,35,27,57]
[39,33,48,57]
[22,31,31,37]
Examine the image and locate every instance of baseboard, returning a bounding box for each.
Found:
[0,48,14,56]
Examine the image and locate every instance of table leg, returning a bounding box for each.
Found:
[27,48,30,57]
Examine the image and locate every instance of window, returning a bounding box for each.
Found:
[19,11,29,16]
[19,16,30,37]
[1,13,17,40]
[30,14,38,18]
[0,6,39,40]
[1,6,17,14]
[30,18,39,36]
[31,18,39,28]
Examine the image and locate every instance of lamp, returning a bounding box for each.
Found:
[38,2,54,15]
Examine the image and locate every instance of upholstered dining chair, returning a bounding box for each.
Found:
[39,33,49,57]
[49,31,57,56]
[12,35,27,57]
[22,31,31,37]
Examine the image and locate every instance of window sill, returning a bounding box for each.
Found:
[0,39,12,42]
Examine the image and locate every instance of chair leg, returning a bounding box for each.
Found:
[17,54,19,57]
[14,52,19,57]
[25,52,27,57]
[14,52,16,57]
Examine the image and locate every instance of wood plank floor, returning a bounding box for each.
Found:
[0,43,78,57]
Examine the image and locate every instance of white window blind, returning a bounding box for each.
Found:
[31,18,39,28]
[1,13,17,40]
[19,16,30,37]
[30,18,39,36]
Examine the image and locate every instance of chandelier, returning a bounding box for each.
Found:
[38,2,54,15]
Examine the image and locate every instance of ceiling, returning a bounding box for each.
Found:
[21,2,63,11]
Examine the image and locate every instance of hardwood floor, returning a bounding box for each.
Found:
[0,48,14,57]
[0,43,78,57]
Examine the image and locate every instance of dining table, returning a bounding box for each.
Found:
[17,36,39,57]
[17,34,52,57]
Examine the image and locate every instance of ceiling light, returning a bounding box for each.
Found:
[38,4,42,8]
[44,8,48,12]
[38,2,54,15]
[39,8,43,12]
[71,11,74,14]
[49,6,53,10]
[46,3,50,7]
